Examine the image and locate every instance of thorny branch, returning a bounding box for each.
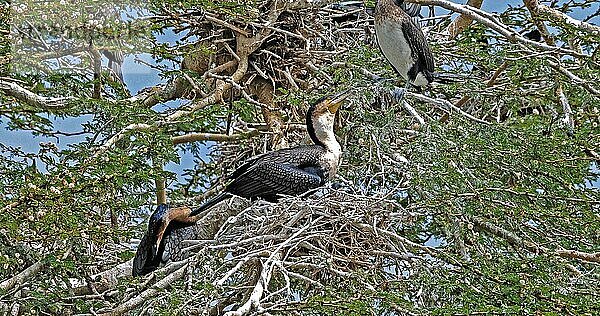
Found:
[472,217,600,264]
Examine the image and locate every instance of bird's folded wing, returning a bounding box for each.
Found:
[401,19,435,73]
[228,146,322,180]
[227,162,323,198]
[133,233,156,276]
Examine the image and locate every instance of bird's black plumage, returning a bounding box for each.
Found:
[133,91,349,276]
[187,146,329,218]
[133,204,201,276]
[523,29,542,42]
[188,93,346,216]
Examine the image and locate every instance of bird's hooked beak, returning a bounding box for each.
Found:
[148,204,170,259]
[327,90,350,114]
[147,205,197,259]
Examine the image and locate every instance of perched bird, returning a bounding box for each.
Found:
[375,0,434,99]
[523,29,542,42]
[101,49,125,83]
[133,205,203,276]
[133,91,350,276]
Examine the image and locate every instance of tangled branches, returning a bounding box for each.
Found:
[103,190,435,315]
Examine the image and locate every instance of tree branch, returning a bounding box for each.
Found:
[472,217,600,264]
[409,0,588,58]
[0,261,45,292]
[99,262,189,316]
[0,79,74,110]
[172,130,261,145]
[522,0,600,37]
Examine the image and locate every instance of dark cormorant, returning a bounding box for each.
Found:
[523,29,542,42]
[375,0,434,99]
[133,91,350,276]
[100,49,125,83]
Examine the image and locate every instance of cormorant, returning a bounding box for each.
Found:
[133,205,201,275]
[375,0,434,99]
[101,49,125,83]
[523,29,542,42]
[133,91,350,276]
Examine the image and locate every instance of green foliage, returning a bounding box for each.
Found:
[1,0,599,314]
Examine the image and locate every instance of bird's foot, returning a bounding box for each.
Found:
[392,87,407,103]
[375,76,395,83]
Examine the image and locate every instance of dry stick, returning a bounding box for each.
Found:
[472,217,600,264]
[172,129,260,145]
[214,257,252,287]
[0,79,75,109]
[407,91,490,124]
[99,264,189,316]
[409,0,587,58]
[0,261,45,291]
[548,60,600,96]
[555,249,600,263]
[70,259,133,296]
[223,254,280,316]
[400,100,426,126]
[204,13,250,37]
[354,223,435,255]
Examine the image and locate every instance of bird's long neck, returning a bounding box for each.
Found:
[307,115,341,156]
[317,127,341,155]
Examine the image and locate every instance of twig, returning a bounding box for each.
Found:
[99,263,189,316]
[407,91,491,124]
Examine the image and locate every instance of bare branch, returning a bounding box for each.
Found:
[172,130,260,145]
[547,60,600,95]
[409,0,588,58]
[473,217,600,264]
[407,91,491,125]
[522,0,600,37]
[0,79,74,110]
[99,263,189,316]
[0,261,45,292]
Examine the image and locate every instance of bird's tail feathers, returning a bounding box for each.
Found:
[189,192,232,216]
[433,72,467,84]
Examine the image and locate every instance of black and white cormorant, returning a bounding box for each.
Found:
[133,91,350,276]
[100,49,125,83]
[375,0,434,99]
